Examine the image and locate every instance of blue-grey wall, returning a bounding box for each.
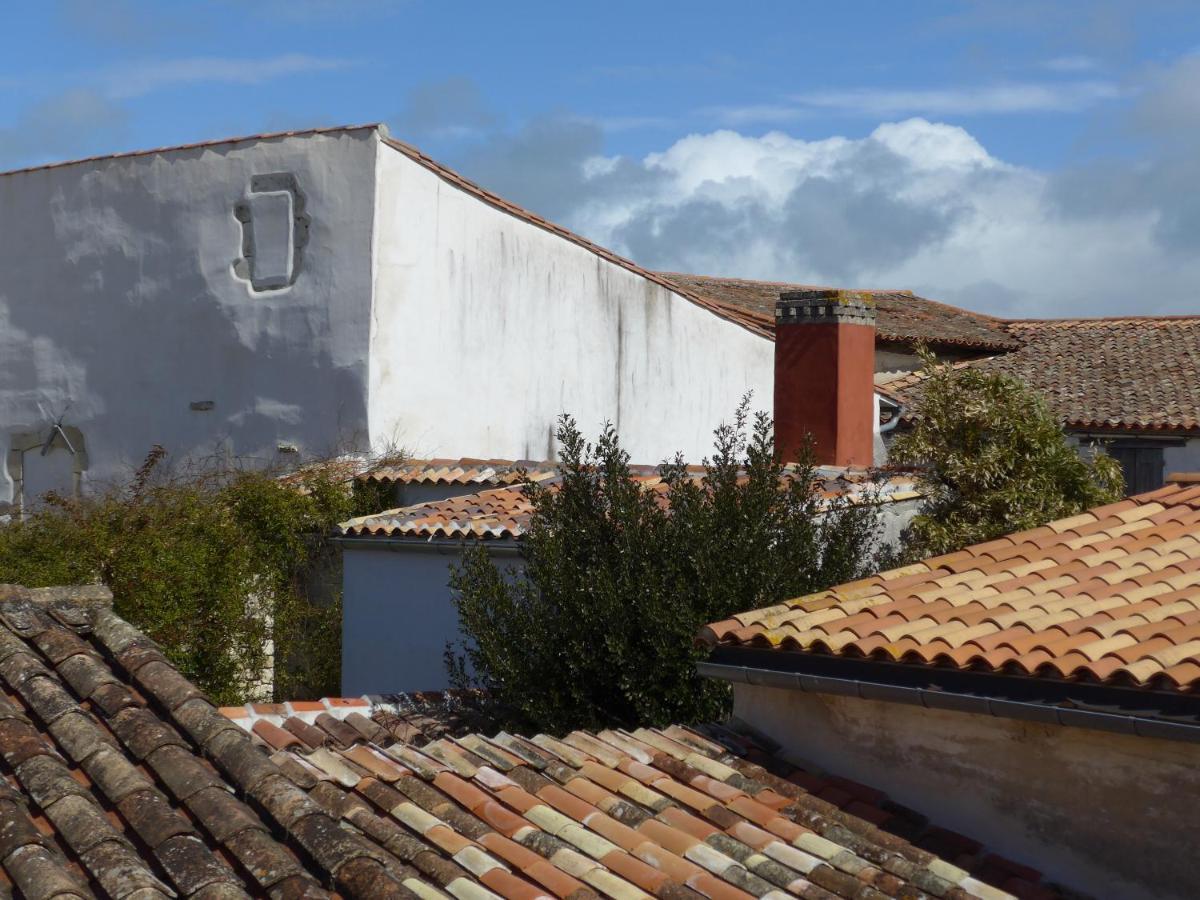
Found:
[341,542,522,694]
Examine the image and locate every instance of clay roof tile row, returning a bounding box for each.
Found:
[657,273,1019,352]
[879,317,1200,432]
[0,584,1064,899]
[339,468,922,541]
[702,479,1200,692]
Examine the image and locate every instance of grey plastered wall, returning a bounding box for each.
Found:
[0,127,378,502]
[341,541,523,694]
[732,683,1200,900]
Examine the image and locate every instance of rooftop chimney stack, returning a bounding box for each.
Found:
[774,289,876,468]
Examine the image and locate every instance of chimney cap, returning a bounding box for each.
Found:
[778,288,877,306]
[776,288,876,325]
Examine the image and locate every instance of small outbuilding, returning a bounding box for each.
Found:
[336,460,923,695]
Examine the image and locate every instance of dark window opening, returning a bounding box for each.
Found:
[1107,445,1165,495]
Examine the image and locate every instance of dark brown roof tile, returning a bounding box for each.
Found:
[881,317,1200,431]
[0,584,1069,898]
[658,272,1019,351]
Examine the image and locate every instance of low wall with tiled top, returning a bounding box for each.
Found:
[733,683,1200,900]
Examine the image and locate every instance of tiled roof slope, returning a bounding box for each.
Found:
[702,480,1200,692]
[340,468,921,541]
[0,583,1063,899]
[363,458,560,488]
[0,583,422,898]
[229,704,1067,900]
[342,485,534,540]
[657,274,1019,353]
[879,317,1200,432]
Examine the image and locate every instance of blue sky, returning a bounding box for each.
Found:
[3,1,1199,316]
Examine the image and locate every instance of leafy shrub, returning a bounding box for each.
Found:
[448,403,885,732]
[0,450,393,705]
[889,347,1124,558]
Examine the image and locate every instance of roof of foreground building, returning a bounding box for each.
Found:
[0,582,1067,899]
[702,478,1200,698]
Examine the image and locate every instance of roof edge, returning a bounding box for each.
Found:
[378,136,773,341]
[0,122,383,179]
[1005,314,1200,325]
[701,647,1200,732]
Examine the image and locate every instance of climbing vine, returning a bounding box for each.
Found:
[0,450,396,705]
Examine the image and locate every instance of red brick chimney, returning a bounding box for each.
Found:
[774,289,876,467]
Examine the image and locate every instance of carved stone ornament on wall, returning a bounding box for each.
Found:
[233,172,311,291]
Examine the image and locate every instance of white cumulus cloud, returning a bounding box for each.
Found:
[466,115,1196,318]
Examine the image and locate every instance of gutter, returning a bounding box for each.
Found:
[333,535,523,556]
[698,659,1200,744]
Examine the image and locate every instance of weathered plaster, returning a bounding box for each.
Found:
[6,426,87,512]
[732,683,1200,899]
[369,141,779,463]
[0,129,378,501]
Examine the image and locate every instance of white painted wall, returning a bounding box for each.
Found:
[341,541,522,694]
[368,142,778,463]
[733,684,1200,900]
[0,128,378,505]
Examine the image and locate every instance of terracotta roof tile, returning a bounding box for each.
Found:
[657,272,1020,352]
[704,479,1200,692]
[0,583,1070,898]
[880,316,1200,432]
[339,467,921,541]
[362,458,561,488]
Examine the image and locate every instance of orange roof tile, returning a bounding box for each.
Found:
[702,479,1200,692]
[339,467,922,541]
[224,704,1068,899]
[361,457,560,487]
[9,585,1063,898]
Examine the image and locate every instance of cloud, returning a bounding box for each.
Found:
[0,89,130,168]
[712,81,1125,124]
[450,106,1198,317]
[392,78,498,140]
[103,54,352,99]
[1047,53,1200,257]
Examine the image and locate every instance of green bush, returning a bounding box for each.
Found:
[889,347,1124,559]
[0,449,392,705]
[448,402,885,733]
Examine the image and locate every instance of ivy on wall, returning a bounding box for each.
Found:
[0,448,395,705]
